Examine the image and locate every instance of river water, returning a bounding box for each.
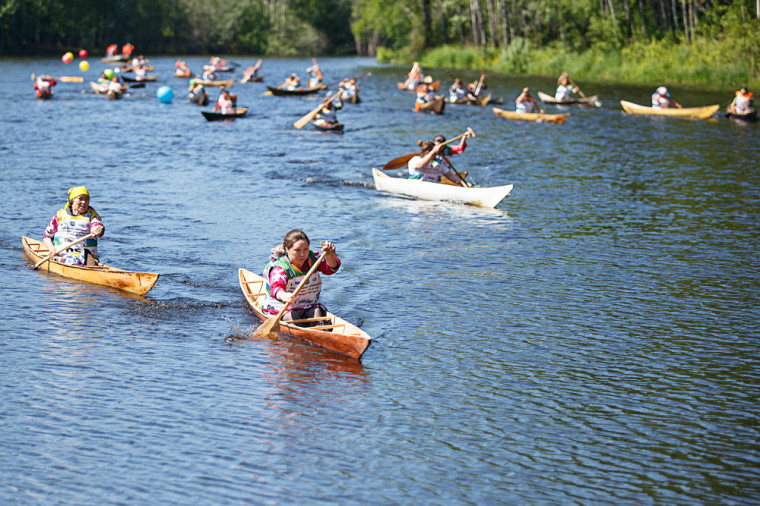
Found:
[1,55,759,504]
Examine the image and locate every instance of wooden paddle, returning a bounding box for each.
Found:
[31,73,83,83]
[252,242,329,339]
[293,92,342,129]
[33,233,96,270]
[382,127,476,170]
[567,76,587,99]
[474,73,486,97]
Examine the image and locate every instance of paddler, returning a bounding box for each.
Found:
[414,76,436,111]
[281,73,301,91]
[466,78,486,101]
[555,72,579,100]
[202,67,217,82]
[312,91,343,129]
[651,86,682,109]
[433,131,471,160]
[188,79,209,105]
[213,89,235,114]
[242,59,262,82]
[515,87,543,114]
[306,61,324,89]
[728,87,754,114]
[448,78,467,103]
[338,77,358,102]
[401,62,424,91]
[262,230,340,327]
[33,74,56,98]
[107,76,126,98]
[408,141,468,186]
[42,186,105,267]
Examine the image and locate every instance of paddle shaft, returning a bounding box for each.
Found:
[567,77,587,98]
[254,242,329,337]
[294,92,342,129]
[33,233,96,269]
[441,155,468,187]
[474,73,486,97]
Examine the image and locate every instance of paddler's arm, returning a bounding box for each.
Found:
[319,241,339,271]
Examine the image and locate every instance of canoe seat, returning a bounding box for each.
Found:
[246,292,266,298]
[312,324,345,331]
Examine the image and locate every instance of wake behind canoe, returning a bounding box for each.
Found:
[22,236,158,295]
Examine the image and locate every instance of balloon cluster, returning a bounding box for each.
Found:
[62,49,89,72]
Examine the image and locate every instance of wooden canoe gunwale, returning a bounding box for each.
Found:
[237,268,371,359]
[492,107,570,124]
[22,236,158,295]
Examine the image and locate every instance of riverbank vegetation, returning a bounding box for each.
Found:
[1,0,757,89]
[359,0,760,89]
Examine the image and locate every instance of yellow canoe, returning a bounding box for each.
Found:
[238,268,371,359]
[492,107,570,124]
[22,236,159,295]
[620,100,719,119]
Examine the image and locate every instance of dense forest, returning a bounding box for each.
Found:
[1,0,758,87]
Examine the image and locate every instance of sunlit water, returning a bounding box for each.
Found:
[1,56,759,504]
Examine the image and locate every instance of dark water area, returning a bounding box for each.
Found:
[1,56,759,504]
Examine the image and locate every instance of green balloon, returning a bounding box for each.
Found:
[104,69,114,79]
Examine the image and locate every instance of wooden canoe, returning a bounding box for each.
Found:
[538,91,601,107]
[372,168,512,208]
[492,107,569,124]
[101,55,129,63]
[202,107,248,121]
[22,236,158,295]
[121,74,158,83]
[312,121,344,133]
[419,95,445,114]
[266,86,322,96]
[196,79,234,88]
[449,94,493,107]
[241,75,264,83]
[238,268,371,359]
[725,109,757,122]
[620,100,719,119]
[174,69,192,78]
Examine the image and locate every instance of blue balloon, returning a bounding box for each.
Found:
[156,86,173,103]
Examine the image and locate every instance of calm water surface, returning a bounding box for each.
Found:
[1,56,759,504]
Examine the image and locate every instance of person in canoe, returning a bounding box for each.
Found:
[133,64,150,81]
[651,86,682,109]
[728,87,754,115]
[105,44,118,57]
[306,60,324,89]
[466,78,486,101]
[34,74,56,98]
[202,67,218,82]
[107,76,126,98]
[515,87,544,114]
[42,186,105,267]
[209,56,227,70]
[414,77,437,111]
[280,73,302,91]
[400,62,424,91]
[448,78,467,103]
[433,131,471,159]
[313,91,343,129]
[121,43,135,58]
[262,229,340,327]
[555,72,580,100]
[242,59,262,82]
[175,59,192,78]
[338,77,359,102]
[188,80,209,105]
[213,89,235,114]
[408,141,469,186]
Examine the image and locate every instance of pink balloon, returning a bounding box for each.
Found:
[79,49,88,58]
[61,52,73,64]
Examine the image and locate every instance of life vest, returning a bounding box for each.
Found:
[53,206,101,260]
[652,92,670,109]
[122,44,134,56]
[106,44,117,56]
[734,91,754,113]
[263,251,323,312]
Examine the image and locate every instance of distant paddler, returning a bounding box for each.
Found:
[466,74,487,101]
[213,89,235,114]
[279,73,302,91]
[33,74,56,99]
[338,77,359,103]
[306,59,324,89]
[42,186,105,267]
[555,72,581,100]
[399,61,424,91]
[241,59,263,82]
[651,86,682,109]
[728,87,754,115]
[312,91,343,130]
[107,76,126,99]
[202,67,218,82]
[261,230,341,328]
[188,79,209,105]
[515,87,544,114]
[175,59,192,78]
[414,76,437,111]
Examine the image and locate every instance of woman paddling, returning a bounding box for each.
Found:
[408,141,468,186]
[42,186,105,266]
[262,230,340,328]
[515,87,543,114]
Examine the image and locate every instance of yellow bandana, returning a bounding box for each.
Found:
[67,186,89,205]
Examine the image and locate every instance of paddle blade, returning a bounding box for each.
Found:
[294,108,321,129]
[59,76,84,83]
[382,152,418,170]
[252,317,280,339]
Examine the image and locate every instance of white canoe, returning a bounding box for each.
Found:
[372,168,512,208]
